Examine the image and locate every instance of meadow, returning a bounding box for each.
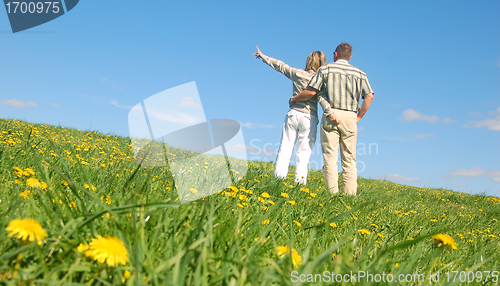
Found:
[0,117,499,285]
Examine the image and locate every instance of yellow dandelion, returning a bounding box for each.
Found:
[293,220,301,227]
[261,192,270,198]
[237,203,244,208]
[358,229,371,235]
[262,219,270,225]
[287,200,296,206]
[310,193,317,198]
[291,248,302,268]
[5,218,48,243]
[330,222,338,228]
[268,200,275,205]
[276,246,301,268]
[432,233,458,250]
[377,233,384,238]
[19,190,31,199]
[26,177,41,188]
[371,223,378,229]
[77,243,89,252]
[376,240,382,245]
[281,192,289,198]
[276,245,289,258]
[84,235,129,266]
[23,168,36,176]
[123,270,131,280]
[62,180,69,186]
[69,202,77,208]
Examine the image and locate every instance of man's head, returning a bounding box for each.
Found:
[334,42,352,61]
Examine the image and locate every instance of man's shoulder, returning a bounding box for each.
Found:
[323,62,367,77]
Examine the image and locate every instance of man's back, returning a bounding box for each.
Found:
[313,60,372,112]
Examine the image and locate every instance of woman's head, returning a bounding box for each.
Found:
[305,51,326,72]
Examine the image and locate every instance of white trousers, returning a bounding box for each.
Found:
[274,109,318,184]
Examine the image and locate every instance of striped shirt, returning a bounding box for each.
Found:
[308,60,374,112]
[261,55,331,117]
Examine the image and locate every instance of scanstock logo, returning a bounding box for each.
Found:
[128,82,248,204]
[3,0,79,33]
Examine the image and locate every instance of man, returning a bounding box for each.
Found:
[291,43,374,195]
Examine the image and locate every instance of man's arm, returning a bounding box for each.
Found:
[291,87,318,103]
[357,93,374,123]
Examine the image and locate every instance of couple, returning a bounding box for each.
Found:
[253,43,374,196]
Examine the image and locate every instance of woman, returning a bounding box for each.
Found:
[253,46,335,184]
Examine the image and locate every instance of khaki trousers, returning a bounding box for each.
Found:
[320,109,358,195]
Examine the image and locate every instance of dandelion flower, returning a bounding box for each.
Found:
[276,245,289,258]
[371,223,378,229]
[287,200,296,206]
[77,243,89,252]
[330,222,337,228]
[293,220,301,227]
[261,192,270,198]
[26,177,41,188]
[358,229,371,235]
[84,235,129,266]
[19,190,31,199]
[5,218,48,243]
[432,233,458,250]
[276,245,302,268]
[281,192,289,198]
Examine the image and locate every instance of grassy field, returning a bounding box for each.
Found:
[0,118,499,285]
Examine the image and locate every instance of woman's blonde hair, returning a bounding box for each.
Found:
[305,51,326,72]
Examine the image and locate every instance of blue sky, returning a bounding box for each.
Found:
[1,0,499,196]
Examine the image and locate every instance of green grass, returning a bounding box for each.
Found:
[0,118,499,285]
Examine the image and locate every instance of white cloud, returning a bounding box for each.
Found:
[442,167,500,182]
[463,106,500,132]
[239,122,275,129]
[441,118,457,124]
[110,100,133,110]
[401,109,439,123]
[413,134,437,139]
[1,99,38,108]
[401,109,455,124]
[51,103,60,107]
[376,174,420,182]
[173,96,202,109]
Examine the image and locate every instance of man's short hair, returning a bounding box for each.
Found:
[335,43,352,60]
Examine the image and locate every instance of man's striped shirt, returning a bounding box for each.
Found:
[308,60,374,112]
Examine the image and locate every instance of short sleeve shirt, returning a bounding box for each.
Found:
[308,60,374,112]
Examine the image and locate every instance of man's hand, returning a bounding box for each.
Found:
[289,97,294,107]
[252,46,264,59]
[356,93,374,124]
[328,113,340,125]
